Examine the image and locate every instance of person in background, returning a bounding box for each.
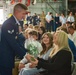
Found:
[28,24,34,29]
[23,24,28,30]
[25,30,73,75]
[39,22,45,27]
[72,22,76,30]
[50,12,54,31]
[74,12,76,24]
[38,26,46,41]
[23,28,33,39]
[67,12,75,24]
[66,21,71,30]
[0,3,28,75]
[32,13,37,25]
[18,32,53,75]
[40,11,46,27]
[33,25,39,32]
[60,13,66,26]
[68,25,76,46]
[45,12,52,32]
[26,12,32,25]
[54,13,60,31]
[36,15,41,25]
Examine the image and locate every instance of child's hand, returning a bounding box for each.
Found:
[18,63,25,70]
[25,54,32,62]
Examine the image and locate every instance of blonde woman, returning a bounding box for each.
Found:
[26,30,73,75]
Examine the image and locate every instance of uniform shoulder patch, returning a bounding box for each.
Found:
[8,29,14,34]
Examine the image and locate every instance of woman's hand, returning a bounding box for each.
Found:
[18,63,25,70]
[29,58,38,68]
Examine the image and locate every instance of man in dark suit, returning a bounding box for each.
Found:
[0,3,28,75]
[32,13,37,25]
[26,12,32,25]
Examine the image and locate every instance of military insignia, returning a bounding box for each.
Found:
[8,30,11,34]
[12,30,14,33]
[8,29,14,34]
[15,36,17,39]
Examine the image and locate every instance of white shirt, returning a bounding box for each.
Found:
[67,16,75,22]
[39,47,53,60]
[60,16,66,25]
[68,31,76,46]
[13,15,21,25]
[45,14,52,21]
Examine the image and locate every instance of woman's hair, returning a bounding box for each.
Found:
[40,32,53,55]
[56,30,69,50]
[33,25,39,31]
[28,24,33,29]
[50,30,74,61]
[39,26,46,34]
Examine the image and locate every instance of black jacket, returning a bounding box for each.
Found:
[37,50,72,75]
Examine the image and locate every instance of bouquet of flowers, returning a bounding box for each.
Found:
[26,38,39,58]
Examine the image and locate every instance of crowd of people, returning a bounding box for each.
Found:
[24,11,76,32]
[0,2,76,75]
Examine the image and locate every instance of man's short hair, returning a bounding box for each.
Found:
[66,21,71,24]
[68,25,74,30]
[14,3,28,13]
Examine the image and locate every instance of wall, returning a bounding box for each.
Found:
[28,1,62,15]
[0,0,65,23]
